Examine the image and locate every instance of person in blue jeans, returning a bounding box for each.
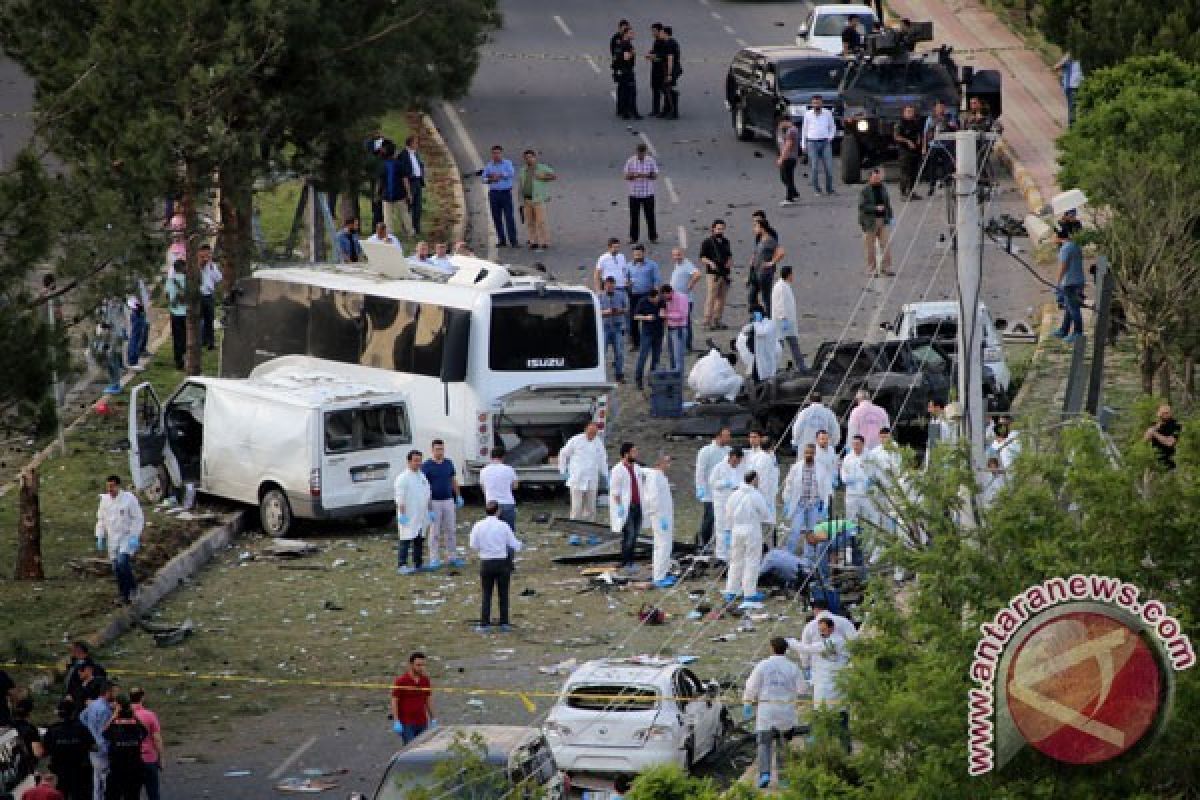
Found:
[633,287,664,389]
[482,145,518,247]
[390,652,435,745]
[1052,224,1086,343]
[599,277,629,382]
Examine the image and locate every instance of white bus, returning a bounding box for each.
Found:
[220,257,611,485]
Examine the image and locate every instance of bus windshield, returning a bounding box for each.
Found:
[489,291,599,372]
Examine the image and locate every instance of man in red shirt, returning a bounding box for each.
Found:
[130,688,164,800]
[23,773,65,800]
[390,652,435,745]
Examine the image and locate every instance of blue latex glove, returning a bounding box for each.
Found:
[429,718,438,730]
[780,319,792,335]
[398,514,410,526]
[392,721,404,734]
[128,536,140,552]
[722,530,732,549]
[752,311,763,322]
[616,504,626,518]
[455,495,464,509]
[658,518,669,532]
[816,499,824,513]
[695,486,706,501]
[722,480,735,491]
[95,536,105,552]
[427,511,437,523]
[783,504,793,519]
[743,703,754,721]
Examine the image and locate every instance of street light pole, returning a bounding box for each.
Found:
[951,129,986,474]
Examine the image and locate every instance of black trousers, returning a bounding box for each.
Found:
[53,764,92,800]
[697,501,714,550]
[616,77,637,117]
[629,291,647,348]
[170,313,186,368]
[620,503,643,566]
[409,180,424,234]
[650,75,665,115]
[899,147,921,195]
[480,558,513,625]
[106,765,142,800]
[629,196,657,243]
[200,293,216,349]
[780,157,798,201]
[664,80,679,117]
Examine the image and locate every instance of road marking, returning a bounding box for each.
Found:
[736,37,748,47]
[637,132,658,156]
[677,225,688,250]
[723,25,736,35]
[439,101,498,261]
[583,54,602,75]
[552,14,573,37]
[710,11,722,20]
[609,89,617,101]
[664,176,680,205]
[269,735,318,780]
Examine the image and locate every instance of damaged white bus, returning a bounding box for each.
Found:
[219,255,612,486]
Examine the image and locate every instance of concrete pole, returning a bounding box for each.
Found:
[953,130,986,473]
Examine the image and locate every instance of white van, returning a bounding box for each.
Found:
[882,301,1012,393]
[128,359,415,535]
[796,4,878,54]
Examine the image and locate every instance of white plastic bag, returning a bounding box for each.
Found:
[688,348,742,401]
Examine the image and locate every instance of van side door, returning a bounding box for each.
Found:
[128,383,168,496]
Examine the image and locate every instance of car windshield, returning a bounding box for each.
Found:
[814,12,874,36]
[849,62,956,94]
[778,62,845,91]
[565,685,659,711]
[375,758,509,800]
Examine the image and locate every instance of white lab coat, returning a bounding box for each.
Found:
[788,634,849,706]
[867,444,904,530]
[791,403,841,451]
[743,447,779,524]
[799,612,859,645]
[770,281,798,339]
[736,318,780,380]
[694,441,729,498]
[708,459,746,559]
[95,491,144,559]
[641,467,674,582]
[814,445,838,487]
[743,654,806,733]
[725,484,770,597]
[608,461,646,534]
[990,433,1021,471]
[393,469,432,541]
[839,450,872,525]
[559,433,608,491]
[848,401,891,451]
[782,460,834,514]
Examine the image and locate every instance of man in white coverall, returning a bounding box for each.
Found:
[788,617,852,750]
[848,389,890,450]
[394,449,433,574]
[743,429,779,534]
[735,304,779,382]
[771,265,804,370]
[95,474,144,604]
[708,446,746,562]
[790,393,840,453]
[724,471,771,604]
[743,637,807,789]
[839,434,872,528]
[694,427,731,551]
[782,443,835,556]
[558,421,608,521]
[641,452,676,587]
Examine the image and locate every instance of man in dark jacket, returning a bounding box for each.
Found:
[857,169,894,276]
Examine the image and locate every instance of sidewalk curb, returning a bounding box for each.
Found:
[421,112,467,246]
[995,139,1047,215]
[90,510,249,649]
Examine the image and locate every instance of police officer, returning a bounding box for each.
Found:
[613,27,641,120]
[893,104,924,199]
[647,23,668,117]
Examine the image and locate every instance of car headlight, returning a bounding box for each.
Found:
[633,725,675,742]
[544,721,572,737]
[787,104,807,117]
[856,119,870,132]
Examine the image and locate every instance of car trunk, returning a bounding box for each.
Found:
[494,385,609,469]
[554,685,662,749]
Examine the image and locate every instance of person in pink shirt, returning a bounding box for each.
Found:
[847,390,890,450]
[129,688,164,800]
[660,283,690,372]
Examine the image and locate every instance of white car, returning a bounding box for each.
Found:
[796,4,879,54]
[543,658,730,778]
[882,302,1012,394]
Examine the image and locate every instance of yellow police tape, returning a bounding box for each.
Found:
[0,661,816,714]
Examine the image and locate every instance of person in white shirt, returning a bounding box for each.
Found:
[987,419,1021,471]
[786,617,849,708]
[724,471,771,604]
[668,247,701,351]
[814,429,838,482]
[800,94,837,195]
[479,447,519,532]
[743,637,807,790]
[558,422,608,521]
[743,430,779,533]
[641,452,675,587]
[469,501,523,632]
[980,456,1007,508]
[867,428,903,539]
[594,237,629,292]
[790,394,840,453]
[708,447,746,562]
[1054,52,1084,126]
[694,427,731,551]
[925,397,956,466]
[197,244,222,350]
[428,242,455,274]
[787,597,858,687]
[782,443,835,569]
[735,305,779,381]
[847,390,890,450]
[608,442,646,570]
[394,449,433,574]
[367,222,404,252]
[770,266,803,369]
[95,474,144,604]
[839,435,872,528]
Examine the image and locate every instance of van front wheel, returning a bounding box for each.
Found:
[260,487,293,537]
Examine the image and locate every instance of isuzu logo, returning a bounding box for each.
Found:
[527,357,566,368]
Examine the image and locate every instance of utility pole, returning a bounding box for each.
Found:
[949,129,989,474]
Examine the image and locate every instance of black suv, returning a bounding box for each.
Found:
[726,46,846,150]
[838,25,1002,183]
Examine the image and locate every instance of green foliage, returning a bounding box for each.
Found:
[400,732,527,800]
[790,420,1199,798]
[1036,0,1200,69]
[627,764,721,800]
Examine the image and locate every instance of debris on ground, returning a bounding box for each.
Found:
[275,777,339,793]
[538,657,578,675]
[266,538,321,558]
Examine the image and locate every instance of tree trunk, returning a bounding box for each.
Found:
[218,168,255,285]
[1156,354,1172,402]
[184,163,204,376]
[14,467,44,580]
[1138,335,1158,396]
[1184,354,1196,403]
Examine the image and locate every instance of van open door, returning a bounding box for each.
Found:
[128,382,172,501]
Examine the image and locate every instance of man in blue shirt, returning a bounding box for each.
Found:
[335,217,363,263]
[599,276,630,383]
[482,145,518,248]
[421,439,463,570]
[81,679,116,800]
[1052,224,1086,343]
[627,244,661,350]
[633,287,664,389]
